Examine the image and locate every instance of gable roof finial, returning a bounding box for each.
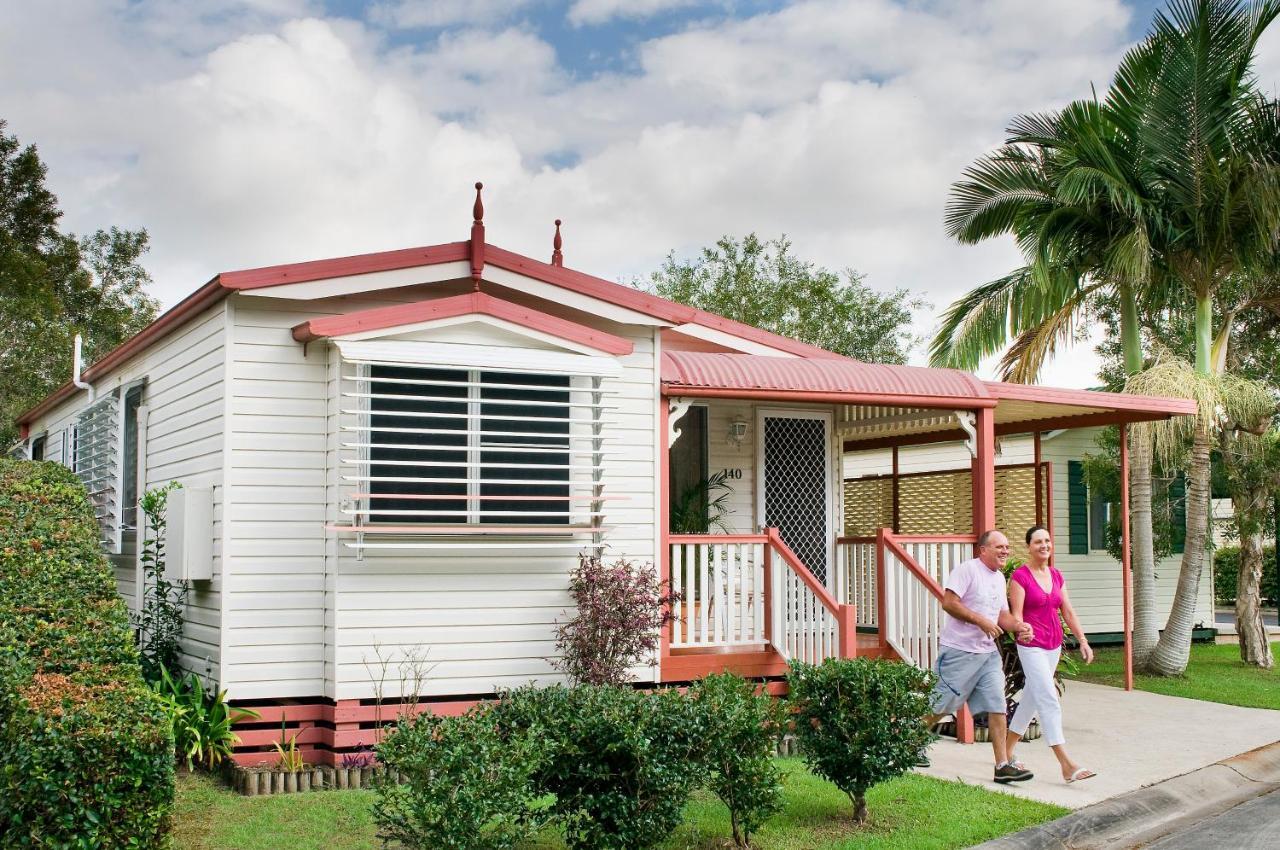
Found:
[551,219,563,267]
[470,182,485,288]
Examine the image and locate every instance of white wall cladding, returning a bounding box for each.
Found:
[842,429,1214,636]
[223,290,658,702]
[27,305,227,682]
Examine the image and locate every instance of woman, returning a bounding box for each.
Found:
[1006,524,1096,783]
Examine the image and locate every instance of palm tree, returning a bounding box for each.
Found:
[1125,0,1280,675]
[936,0,1280,675]
[934,91,1168,659]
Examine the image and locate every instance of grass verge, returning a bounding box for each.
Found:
[174,758,1065,850]
[1065,641,1279,710]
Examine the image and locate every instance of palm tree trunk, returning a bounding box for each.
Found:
[1129,427,1160,662]
[1119,284,1159,662]
[1144,423,1213,676]
[1235,527,1274,669]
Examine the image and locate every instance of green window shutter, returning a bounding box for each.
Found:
[1068,461,1088,555]
[1170,474,1186,554]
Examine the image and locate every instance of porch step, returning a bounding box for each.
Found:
[662,648,790,681]
[661,636,900,682]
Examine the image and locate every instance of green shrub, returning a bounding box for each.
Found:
[0,459,174,848]
[151,665,258,771]
[374,705,547,850]
[788,658,934,824]
[1213,544,1278,605]
[689,673,786,847]
[496,684,706,850]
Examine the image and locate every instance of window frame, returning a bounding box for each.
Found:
[354,363,594,531]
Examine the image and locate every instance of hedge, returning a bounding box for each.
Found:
[0,458,174,848]
[1213,544,1278,606]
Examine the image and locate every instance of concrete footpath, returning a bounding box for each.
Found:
[970,740,1280,849]
[917,681,1280,809]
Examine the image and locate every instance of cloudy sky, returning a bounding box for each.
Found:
[5,1,1279,386]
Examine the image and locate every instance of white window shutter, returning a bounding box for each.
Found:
[73,391,124,553]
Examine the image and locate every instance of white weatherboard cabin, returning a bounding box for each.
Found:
[17,187,1196,764]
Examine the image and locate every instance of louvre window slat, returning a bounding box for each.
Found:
[344,361,607,535]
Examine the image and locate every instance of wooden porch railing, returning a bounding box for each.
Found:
[765,528,857,664]
[669,534,768,649]
[668,530,856,664]
[836,533,974,635]
[875,529,976,671]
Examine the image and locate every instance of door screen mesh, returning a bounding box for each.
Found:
[763,417,828,582]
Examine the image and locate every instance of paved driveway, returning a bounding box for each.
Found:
[917,681,1280,809]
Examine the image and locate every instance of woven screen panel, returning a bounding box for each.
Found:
[842,477,893,536]
[842,464,1048,548]
[898,471,972,535]
[995,466,1039,562]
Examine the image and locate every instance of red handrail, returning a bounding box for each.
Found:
[765,528,858,658]
[764,529,841,615]
[669,533,769,545]
[877,529,946,601]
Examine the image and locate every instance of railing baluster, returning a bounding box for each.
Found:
[675,545,686,645]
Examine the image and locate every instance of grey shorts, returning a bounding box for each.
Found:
[929,646,1005,717]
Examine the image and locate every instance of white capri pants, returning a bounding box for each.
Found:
[1010,644,1065,747]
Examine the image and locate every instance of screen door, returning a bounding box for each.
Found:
[757,410,832,583]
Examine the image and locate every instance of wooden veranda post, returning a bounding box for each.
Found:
[1119,423,1134,691]
[955,406,997,745]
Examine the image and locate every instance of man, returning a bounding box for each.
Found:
[923,529,1035,783]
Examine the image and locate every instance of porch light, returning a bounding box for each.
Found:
[728,416,749,446]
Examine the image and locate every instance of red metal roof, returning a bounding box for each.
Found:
[982,381,1198,416]
[662,352,1198,422]
[291,291,635,355]
[661,351,993,407]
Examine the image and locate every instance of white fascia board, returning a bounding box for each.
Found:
[237,261,472,300]
[479,265,669,327]
[669,323,798,357]
[335,339,624,377]
[335,313,614,357]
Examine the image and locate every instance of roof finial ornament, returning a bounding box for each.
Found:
[470,181,485,288]
[551,219,563,267]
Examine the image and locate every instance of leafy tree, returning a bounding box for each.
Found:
[645,234,923,363]
[0,120,157,446]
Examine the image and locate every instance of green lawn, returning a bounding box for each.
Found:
[1065,641,1280,710]
[174,759,1066,850]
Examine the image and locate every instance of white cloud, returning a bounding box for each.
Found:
[369,0,539,29]
[567,0,705,27]
[0,1,1193,387]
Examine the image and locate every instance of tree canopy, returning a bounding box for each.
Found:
[644,234,923,364]
[0,120,158,447]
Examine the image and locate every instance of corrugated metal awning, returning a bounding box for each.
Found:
[661,351,990,406]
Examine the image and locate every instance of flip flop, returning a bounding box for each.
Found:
[1066,767,1096,783]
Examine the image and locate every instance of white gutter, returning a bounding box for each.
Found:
[72,334,95,402]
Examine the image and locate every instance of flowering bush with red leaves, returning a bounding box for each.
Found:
[553,554,678,686]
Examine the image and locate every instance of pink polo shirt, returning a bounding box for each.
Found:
[938,557,1009,654]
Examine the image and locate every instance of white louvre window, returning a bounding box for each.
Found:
[337,350,614,550]
[74,391,123,552]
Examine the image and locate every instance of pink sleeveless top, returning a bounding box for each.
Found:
[1011,564,1065,650]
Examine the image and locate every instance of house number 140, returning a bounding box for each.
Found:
[721,468,743,480]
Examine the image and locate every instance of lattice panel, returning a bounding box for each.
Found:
[763,417,829,582]
[899,471,972,535]
[842,463,1050,558]
[842,478,892,536]
[995,466,1047,563]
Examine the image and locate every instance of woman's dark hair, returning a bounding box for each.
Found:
[1025,524,1050,546]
